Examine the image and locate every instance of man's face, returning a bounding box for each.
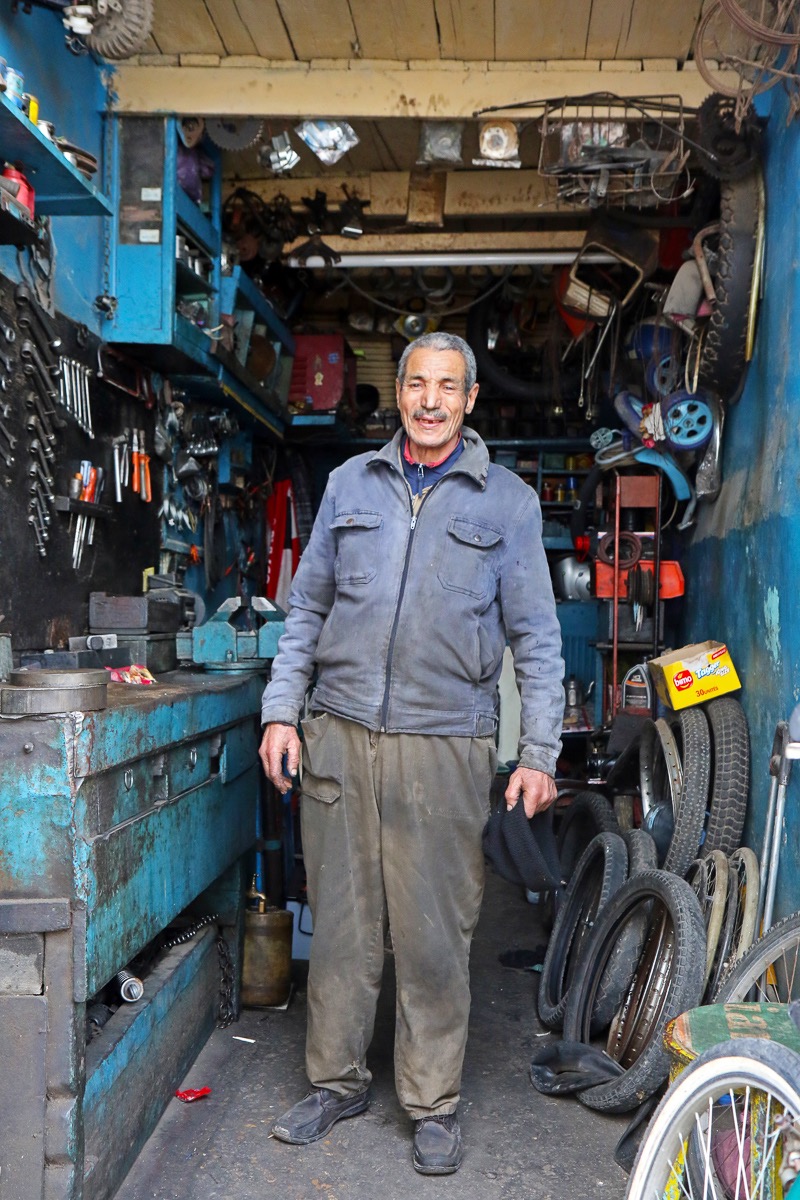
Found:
[395,346,478,464]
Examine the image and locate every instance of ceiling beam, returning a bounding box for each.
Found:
[285,230,589,255]
[112,59,725,117]
[229,169,562,218]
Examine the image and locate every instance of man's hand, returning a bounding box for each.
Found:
[259,722,301,792]
[504,767,557,819]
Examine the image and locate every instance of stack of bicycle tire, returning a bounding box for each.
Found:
[533,694,762,1116]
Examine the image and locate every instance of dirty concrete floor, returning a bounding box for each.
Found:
[117,874,630,1200]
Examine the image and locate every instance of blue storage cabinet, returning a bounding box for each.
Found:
[0,671,263,1200]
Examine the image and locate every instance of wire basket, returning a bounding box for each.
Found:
[538,93,688,210]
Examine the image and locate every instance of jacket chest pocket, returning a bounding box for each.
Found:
[331,510,383,584]
[438,516,503,599]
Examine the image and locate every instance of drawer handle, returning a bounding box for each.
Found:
[123,769,134,791]
[189,747,198,770]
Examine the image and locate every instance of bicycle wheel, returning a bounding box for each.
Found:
[563,870,706,1113]
[694,0,793,100]
[625,1037,800,1200]
[625,829,659,875]
[686,850,730,989]
[705,846,760,1001]
[556,791,620,883]
[698,170,764,404]
[538,832,628,1030]
[714,910,800,1003]
[703,697,750,857]
[720,0,800,46]
[664,709,712,877]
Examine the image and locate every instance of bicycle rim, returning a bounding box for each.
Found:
[626,1039,800,1200]
[715,911,800,1002]
[687,850,730,988]
[694,1,788,100]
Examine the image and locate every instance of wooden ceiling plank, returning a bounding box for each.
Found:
[495,0,594,60]
[225,0,295,58]
[150,0,226,55]
[284,230,588,253]
[113,62,722,115]
[204,0,258,55]
[348,0,440,61]
[587,0,705,61]
[434,0,495,60]
[275,0,357,60]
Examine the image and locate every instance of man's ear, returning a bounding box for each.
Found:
[465,383,479,415]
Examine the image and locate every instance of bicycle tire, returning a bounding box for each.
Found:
[702,696,750,857]
[624,829,658,875]
[563,870,706,1113]
[538,832,628,1030]
[466,288,579,403]
[625,1037,800,1200]
[686,850,729,988]
[704,845,760,1001]
[714,909,800,1002]
[698,169,762,403]
[664,709,711,877]
[556,791,621,883]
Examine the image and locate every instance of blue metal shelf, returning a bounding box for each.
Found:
[175,185,219,256]
[0,93,111,216]
[220,265,295,354]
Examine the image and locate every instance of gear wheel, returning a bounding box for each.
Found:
[206,118,264,151]
[87,0,154,60]
[695,93,762,180]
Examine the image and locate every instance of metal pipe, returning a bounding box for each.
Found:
[286,251,618,269]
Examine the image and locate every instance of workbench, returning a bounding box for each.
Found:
[0,670,264,1200]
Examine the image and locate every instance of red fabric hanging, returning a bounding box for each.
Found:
[265,480,301,609]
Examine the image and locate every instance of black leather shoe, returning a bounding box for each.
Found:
[271,1088,370,1145]
[412,1112,463,1174]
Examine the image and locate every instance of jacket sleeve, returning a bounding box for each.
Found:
[498,489,565,775]
[260,481,338,726]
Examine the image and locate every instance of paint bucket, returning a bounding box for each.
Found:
[241,907,293,1007]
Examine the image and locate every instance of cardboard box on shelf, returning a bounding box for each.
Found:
[648,641,741,710]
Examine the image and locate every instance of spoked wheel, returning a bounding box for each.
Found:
[537,832,628,1030]
[686,850,730,990]
[694,0,797,103]
[715,910,800,1003]
[563,870,706,1112]
[706,847,760,1001]
[625,1037,800,1200]
[640,711,710,877]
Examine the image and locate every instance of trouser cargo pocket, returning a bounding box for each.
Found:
[300,712,341,804]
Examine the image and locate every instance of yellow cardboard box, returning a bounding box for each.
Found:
[648,641,741,710]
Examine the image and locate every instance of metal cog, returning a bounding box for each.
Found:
[87,0,154,60]
[695,93,762,180]
[206,118,264,152]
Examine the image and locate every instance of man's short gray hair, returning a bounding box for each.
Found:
[397,332,477,394]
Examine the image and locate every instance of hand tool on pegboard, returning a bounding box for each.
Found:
[138,427,151,502]
[14,282,62,351]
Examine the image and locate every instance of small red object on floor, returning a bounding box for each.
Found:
[175,1087,211,1103]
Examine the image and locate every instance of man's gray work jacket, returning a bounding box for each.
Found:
[261,426,565,776]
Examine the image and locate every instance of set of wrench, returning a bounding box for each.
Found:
[57,356,94,437]
[0,305,18,480]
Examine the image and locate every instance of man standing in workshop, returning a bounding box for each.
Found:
[259,331,564,1175]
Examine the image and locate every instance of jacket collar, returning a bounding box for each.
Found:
[368,425,489,489]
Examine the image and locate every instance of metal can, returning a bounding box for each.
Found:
[23,94,39,124]
[5,67,24,109]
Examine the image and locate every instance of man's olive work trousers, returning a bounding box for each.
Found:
[299,712,497,1119]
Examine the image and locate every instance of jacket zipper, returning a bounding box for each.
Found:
[379,476,430,731]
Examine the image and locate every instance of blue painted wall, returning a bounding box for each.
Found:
[682,87,800,919]
[0,7,110,331]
